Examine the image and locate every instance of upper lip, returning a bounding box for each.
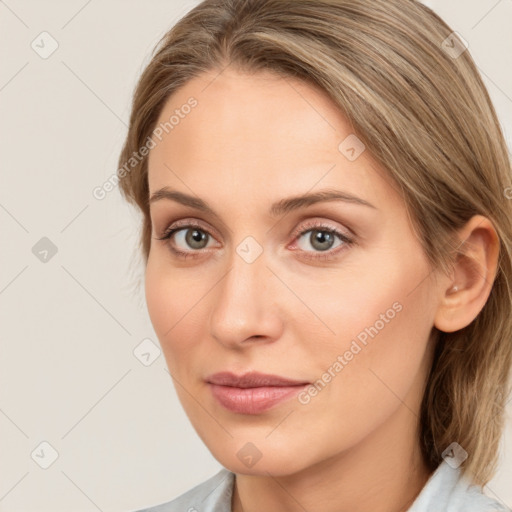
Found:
[206,371,309,388]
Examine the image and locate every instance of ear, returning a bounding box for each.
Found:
[434,215,500,333]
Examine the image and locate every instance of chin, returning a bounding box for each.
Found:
[204,436,316,477]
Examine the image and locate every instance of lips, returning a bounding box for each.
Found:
[206,371,309,388]
[206,371,310,414]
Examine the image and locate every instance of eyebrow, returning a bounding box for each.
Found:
[149,187,377,217]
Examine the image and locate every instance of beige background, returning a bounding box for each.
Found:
[0,0,511,510]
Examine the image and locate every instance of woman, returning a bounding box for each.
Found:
[118,0,512,510]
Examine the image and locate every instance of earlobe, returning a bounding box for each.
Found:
[434,215,500,333]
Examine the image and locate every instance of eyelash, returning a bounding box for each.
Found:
[155,219,355,262]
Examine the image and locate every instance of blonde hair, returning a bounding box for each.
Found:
[117,0,512,486]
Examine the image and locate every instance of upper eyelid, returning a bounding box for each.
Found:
[292,218,353,237]
[162,218,351,244]
[162,218,221,240]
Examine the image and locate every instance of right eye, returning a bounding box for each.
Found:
[156,222,219,259]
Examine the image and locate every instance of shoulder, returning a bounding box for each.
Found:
[132,468,235,512]
[408,461,511,512]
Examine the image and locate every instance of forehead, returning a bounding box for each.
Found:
[147,67,399,212]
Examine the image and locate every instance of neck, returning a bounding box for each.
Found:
[232,414,432,512]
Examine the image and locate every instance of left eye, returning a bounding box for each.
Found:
[295,227,349,252]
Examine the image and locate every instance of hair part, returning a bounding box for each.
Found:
[117,0,512,486]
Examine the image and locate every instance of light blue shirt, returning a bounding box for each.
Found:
[134,460,511,511]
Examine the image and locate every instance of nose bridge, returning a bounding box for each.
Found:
[209,235,281,345]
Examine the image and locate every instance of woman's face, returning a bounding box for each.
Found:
[145,67,441,476]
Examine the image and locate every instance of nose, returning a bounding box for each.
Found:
[208,244,283,349]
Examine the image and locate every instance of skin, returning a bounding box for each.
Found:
[145,67,499,512]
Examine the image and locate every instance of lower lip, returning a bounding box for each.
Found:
[208,383,308,414]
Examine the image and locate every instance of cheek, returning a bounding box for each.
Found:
[145,263,174,341]
[307,252,435,417]
[145,255,226,392]
[290,245,430,351]
[144,260,215,373]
